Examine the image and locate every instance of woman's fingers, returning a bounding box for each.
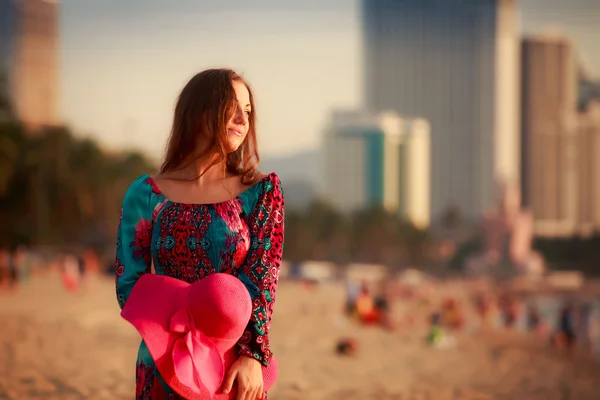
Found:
[236,377,249,400]
[258,385,264,400]
[222,368,237,394]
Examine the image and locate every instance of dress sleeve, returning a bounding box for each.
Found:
[115,176,154,309]
[236,173,285,366]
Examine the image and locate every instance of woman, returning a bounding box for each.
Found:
[115,68,285,400]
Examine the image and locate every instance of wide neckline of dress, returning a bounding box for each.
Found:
[144,172,274,207]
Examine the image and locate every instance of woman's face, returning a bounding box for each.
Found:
[226,80,251,152]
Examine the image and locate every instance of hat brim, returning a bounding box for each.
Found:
[121,274,216,400]
[122,273,279,398]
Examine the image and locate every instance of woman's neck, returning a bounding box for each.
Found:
[193,158,228,183]
[167,153,231,184]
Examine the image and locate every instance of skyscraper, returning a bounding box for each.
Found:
[396,117,430,228]
[362,0,520,219]
[577,101,600,236]
[322,110,431,228]
[0,0,59,130]
[520,35,579,237]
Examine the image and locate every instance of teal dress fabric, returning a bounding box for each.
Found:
[115,172,285,399]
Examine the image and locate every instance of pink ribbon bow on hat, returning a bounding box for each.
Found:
[169,308,225,397]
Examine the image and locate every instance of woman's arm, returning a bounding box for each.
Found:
[236,173,285,366]
[115,176,154,309]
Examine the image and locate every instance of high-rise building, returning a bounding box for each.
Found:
[0,0,59,130]
[396,117,430,228]
[322,110,431,228]
[520,35,579,237]
[362,0,520,219]
[577,100,600,236]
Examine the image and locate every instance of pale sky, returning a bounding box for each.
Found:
[59,0,600,161]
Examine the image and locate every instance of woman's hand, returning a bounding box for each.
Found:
[221,355,264,400]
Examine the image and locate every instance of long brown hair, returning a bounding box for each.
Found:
[160,68,259,183]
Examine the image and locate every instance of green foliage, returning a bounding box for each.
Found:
[0,121,156,247]
[283,201,432,269]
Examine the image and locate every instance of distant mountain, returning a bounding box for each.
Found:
[259,149,320,208]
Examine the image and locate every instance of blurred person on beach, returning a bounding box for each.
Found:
[441,297,465,331]
[526,301,550,338]
[4,245,20,293]
[0,246,7,290]
[78,247,100,290]
[499,293,520,330]
[77,252,86,279]
[427,312,445,347]
[61,253,81,293]
[347,279,395,329]
[474,291,494,332]
[552,302,577,352]
[527,302,541,331]
[75,249,92,291]
[15,246,33,286]
[83,247,100,274]
[344,277,360,317]
[577,303,594,354]
[354,281,381,325]
[335,338,358,357]
[115,69,284,400]
[373,279,394,330]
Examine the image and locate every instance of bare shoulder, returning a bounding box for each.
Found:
[254,171,269,181]
[242,170,270,185]
[241,171,280,189]
[254,171,281,185]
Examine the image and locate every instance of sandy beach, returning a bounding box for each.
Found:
[1,274,600,400]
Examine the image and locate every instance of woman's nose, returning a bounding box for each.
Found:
[234,110,247,125]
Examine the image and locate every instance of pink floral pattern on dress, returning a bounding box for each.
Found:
[114,258,124,285]
[136,360,155,399]
[132,218,152,265]
[145,176,162,195]
[214,198,244,232]
[152,200,168,221]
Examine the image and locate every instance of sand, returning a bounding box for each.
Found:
[1,274,599,400]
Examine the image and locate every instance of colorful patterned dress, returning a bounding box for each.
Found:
[115,172,284,399]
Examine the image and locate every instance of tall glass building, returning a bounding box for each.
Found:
[362,0,520,218]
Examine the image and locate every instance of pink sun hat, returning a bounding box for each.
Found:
[121,273,278,400]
